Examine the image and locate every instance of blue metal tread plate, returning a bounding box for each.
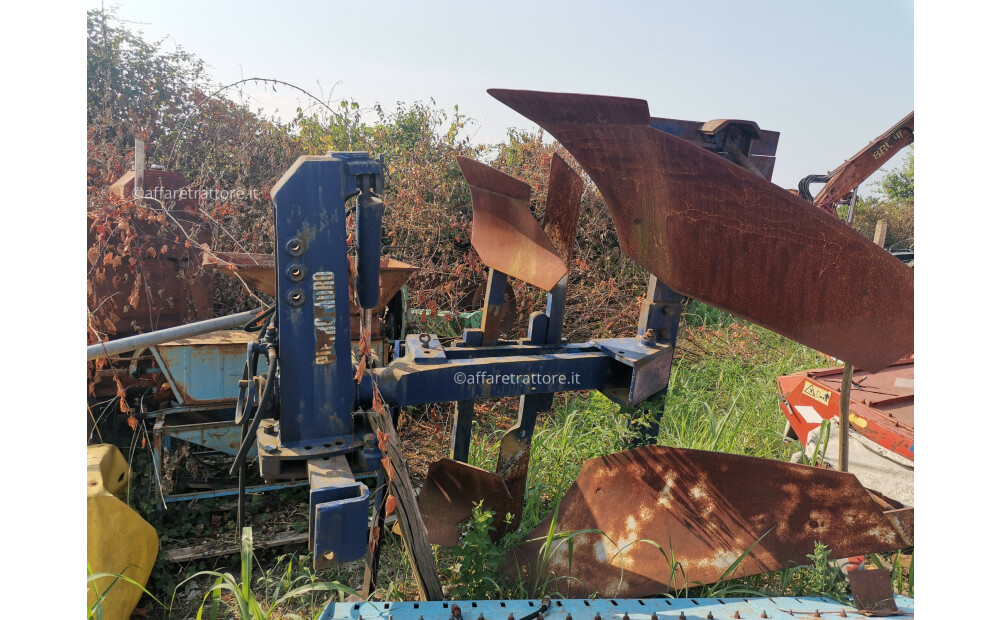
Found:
[320,597,915,620]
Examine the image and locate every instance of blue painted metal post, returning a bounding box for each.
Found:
[264,153,385,568]
[630,274,684,445]
[272,155,363,447]
[450,400,474,462]
[451,266,510,459]
[355,172,385,310]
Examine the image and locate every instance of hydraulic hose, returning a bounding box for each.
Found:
[229,345,278,476]
[243,305,275,334]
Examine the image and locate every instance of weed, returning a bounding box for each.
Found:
[169,527,360,619]
[445,502,512,599]
[808,419,833,467]
[799,542,849,603]
[88,563,165,620]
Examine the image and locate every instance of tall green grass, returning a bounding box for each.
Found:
[467,394,636,534]
[467,301,828,536]
[450,301,850,599]
[653,308,829,459]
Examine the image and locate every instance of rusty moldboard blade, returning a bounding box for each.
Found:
[507,446,908,598]
[457,156,568,291]
[542,153,585,266]
[417,459,512,547]
[488,89,913,372]
[848,569,899,613]
[203,252,417,309]
[884,507,913,546]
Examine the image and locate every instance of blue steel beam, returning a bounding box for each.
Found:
[319,597,917,620]
[370,339,632,408]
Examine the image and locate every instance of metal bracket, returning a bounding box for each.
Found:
[308,456,370,568]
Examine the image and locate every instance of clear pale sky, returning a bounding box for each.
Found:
[94,0,914,194]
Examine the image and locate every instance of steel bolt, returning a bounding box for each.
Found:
[364,433,377,449]
[707,613,714,619]
[678,613,685,620]
[451,605,462,619]
[623,614,630,620]
[651,614,658,620]
[837,612,847,618]
[566,615,572,620]
[761,613,768,619]
[477,614,484,620]
[594,614,601,620]
[507,614,514,620]
[641,328,657,346]
[263,444,278,454]
[732,613,741,619]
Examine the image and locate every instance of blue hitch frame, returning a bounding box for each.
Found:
[246,151,687,571]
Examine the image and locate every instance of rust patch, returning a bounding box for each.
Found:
[203,252,417,310]
[94,170,213,335]
[417,459,512,547]
[507,446,908,597]
[456,156,568,291]
[848,569,898,613]
[541,153,585,266]
[488,89,913,372]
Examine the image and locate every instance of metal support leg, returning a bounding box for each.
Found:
[630,275,684,446]
[362,468,387,598]
[495,392,551,535]
[480,269,509,345]
[451,400,474,462]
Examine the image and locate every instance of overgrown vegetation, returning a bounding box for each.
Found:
[86,8,913,616]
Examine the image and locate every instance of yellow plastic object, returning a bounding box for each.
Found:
[87,444,159,620]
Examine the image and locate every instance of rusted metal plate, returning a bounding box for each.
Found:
[884,507,913,546]
[457,156,568,291]
[203,251,277,295]
[489,89,913,372]
[417,459,512,547]
[92,170,214,335]
[848,569,898,613]
[508,446,908,597]
[204,252,417,310]
[778,358,914,461]
[813,111,914,212]
[541,153,584,266]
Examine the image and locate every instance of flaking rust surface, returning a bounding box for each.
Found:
[541,153,585,266]
[507,446,907,597]
[489,89,913,372]
[457,156,568,291]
